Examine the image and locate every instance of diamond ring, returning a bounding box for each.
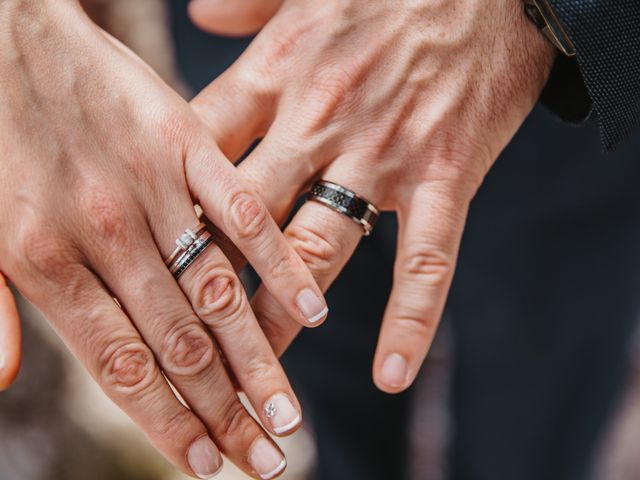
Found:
[164,222,207,266]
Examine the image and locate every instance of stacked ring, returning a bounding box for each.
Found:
[164,223,214,280]
[168,231,214,280]
[307,180,380,236]
[164,223,206,266]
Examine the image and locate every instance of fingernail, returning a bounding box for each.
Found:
[264,394,302,435]
[296,289,328,324]
[249,437,287,480]
[380,353,409,388]
[188,436,223,479]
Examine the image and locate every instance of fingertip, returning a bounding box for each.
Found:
[188,435,224,479]
[0,358,21,392]
[263,393,303,437]
[187,0,216,34]
[295,288,328,327]
[248,436,287,480]
[373,353,413,394]
[0,333,21,391]
[188,0,277,37]
[0,277,21,391]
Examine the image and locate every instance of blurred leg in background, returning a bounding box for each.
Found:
[448,110,640,480]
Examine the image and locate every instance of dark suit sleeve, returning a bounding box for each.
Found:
[541,0,640,150]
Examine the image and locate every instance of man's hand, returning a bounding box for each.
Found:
[0,1,331,478]
[190,0,556,392]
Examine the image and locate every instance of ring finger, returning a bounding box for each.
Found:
[247,159,378,355]
[151,196,304,439]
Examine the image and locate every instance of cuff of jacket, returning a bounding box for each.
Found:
[544,0,640,151]
[540,54,592,125]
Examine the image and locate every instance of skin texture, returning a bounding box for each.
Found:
[0,0,334,477]
[189,0,556,392]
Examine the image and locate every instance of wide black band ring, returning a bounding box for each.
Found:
[307,180,380,236]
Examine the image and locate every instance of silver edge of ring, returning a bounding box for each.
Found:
[170,234,211,268]
[311,181,378,236]
[310,195,372,232]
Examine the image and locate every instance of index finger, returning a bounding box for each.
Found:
[185,138,329,328]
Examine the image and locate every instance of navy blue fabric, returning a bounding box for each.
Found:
[546,0,640,149]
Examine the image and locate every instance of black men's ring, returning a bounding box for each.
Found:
[307,180,380,236]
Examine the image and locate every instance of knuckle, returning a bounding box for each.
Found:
[156,108,190,146]
[266,249,300,282]
[216,398,252,441]
[299,65,364,135]
[194,268,246,324]
[228,191,269,241]
[393,314,437,342]
[243,355,278,383]
[19,228,76,279]
[81,187,130,246]
[253,16,315,73]
[400,245,453,288]
[161,324,215,378]
[422,127,492,192]
[285,224,341,275]
[98,339,157,396]
[309,65,360,112]
[152,407,199,443]
[228,64,275,109]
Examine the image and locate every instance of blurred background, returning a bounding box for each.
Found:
[2,1,640,480]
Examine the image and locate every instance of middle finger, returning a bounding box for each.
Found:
[151,199,304,440]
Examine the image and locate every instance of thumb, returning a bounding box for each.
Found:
[188,0,284,37]
[0,272,21,391]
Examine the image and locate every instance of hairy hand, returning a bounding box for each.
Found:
[191,0,555,392]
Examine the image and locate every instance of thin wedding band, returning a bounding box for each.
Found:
[168,230,214,280]
[164,222,206,266]
[307,180,380,236]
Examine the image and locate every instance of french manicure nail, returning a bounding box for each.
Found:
[264,394,302,435]
[249,437,287,480]
[188,436,223,479]
[296,288,328,324]
[380,353,409,388]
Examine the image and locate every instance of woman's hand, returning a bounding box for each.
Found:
[0,1,329,478]
[190,0,556,392]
